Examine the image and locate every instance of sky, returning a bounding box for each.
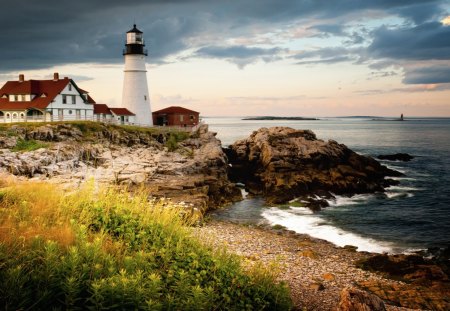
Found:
[1,0,450,117]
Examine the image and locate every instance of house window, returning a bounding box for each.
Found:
[6,113,10,119]
[14,95,18,101]
[190,115,195,121]
[62,95,67,104]
[71,95,76,104]
[20,113,24,119]
[68,84,72,91]
[144,95,147,100]
[21,95,26,101]
[180,115,184,122]
[12,113,18,120]
[68,110,73,114]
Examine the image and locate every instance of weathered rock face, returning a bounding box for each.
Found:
[0,123,241,212]
[226,127,401,204]
[335,287,386,311]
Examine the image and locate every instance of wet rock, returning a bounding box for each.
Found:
[377,153,414,162]
[227,127,402,205]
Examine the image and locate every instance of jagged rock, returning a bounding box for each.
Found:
[335,287,386,311]
[0,123,242,213]
[377,153,414,162]
[226,127,401,205]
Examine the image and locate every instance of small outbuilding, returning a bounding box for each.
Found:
[152,106,199,127]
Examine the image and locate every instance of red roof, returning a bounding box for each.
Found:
[152,106,199,115]
[0,77,95,110]
[109,108,135,116]
[93,103,111,114]
[0,79,69,110]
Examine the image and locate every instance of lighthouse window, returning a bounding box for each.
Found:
[144,95,147,101]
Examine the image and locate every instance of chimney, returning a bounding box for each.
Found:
[53,72,59,81]
[19,74,24,82]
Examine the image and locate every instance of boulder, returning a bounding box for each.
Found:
[227,127,401,205]
[335,287,386,311]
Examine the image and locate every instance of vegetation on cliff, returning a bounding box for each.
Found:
[0,178,291,310]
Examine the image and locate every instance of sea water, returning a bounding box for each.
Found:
[206,117,450,253]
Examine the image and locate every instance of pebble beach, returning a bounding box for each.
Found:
[194,220,446,311]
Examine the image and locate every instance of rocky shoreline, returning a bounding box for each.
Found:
[225,127,402,207]
[194,220,449,311]
[1,122,448,310]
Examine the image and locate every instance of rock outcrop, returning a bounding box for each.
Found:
[335,287,386,311]
[0,123,241,212]
[377,153,414,162]
[226,127,401,204]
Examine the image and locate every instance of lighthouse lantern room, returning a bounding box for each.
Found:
[122,24,152,126]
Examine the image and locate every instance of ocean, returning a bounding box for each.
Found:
[205,116,450,254]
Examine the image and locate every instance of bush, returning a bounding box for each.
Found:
[0,181,291,310]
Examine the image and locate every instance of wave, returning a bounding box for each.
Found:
[326,193,375,207]
[262,207,396,253]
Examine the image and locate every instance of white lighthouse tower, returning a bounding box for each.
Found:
[122,24,153,126]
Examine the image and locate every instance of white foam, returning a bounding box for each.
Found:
[262,207,395,253]
[385,192,414,199]
[327,193,374,207]
[387,185,423,191]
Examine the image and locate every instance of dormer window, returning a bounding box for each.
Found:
[14,95,18,101]
[21,95,26,101]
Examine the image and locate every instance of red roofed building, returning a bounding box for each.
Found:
[152,106,200,127]
[93,104,136,124]
[0,73,95,123]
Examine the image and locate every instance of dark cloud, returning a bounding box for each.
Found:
[368,22,450,61]
[0,0,449,75]
[403,66,450,84]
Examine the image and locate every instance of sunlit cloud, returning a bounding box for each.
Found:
[442,15,450,25]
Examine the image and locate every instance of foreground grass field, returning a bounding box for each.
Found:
[0,178,291,310]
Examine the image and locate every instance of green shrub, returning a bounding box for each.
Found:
[0,181,292,310]
[12,138,49,152]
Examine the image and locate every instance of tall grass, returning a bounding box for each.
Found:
[0,180,291,310]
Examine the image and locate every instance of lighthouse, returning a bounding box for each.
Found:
[122,24,153,126]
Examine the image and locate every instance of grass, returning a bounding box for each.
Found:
[0,180,292,310]
[12,138,49,152]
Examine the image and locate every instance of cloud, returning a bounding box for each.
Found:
[403,65,450,84]
[293,47,359,65]
[368,22,450,61]
[194,45,286,68]
[0,0,449,74]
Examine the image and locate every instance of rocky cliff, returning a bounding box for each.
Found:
[0,122,242,212]
[226,127,401,205]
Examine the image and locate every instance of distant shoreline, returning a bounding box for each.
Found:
[242,116,318,121]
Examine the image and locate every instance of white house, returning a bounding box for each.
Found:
[93,103,135,124]
[0,73,95,123]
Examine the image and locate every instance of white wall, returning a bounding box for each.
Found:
[122,54,152,126]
